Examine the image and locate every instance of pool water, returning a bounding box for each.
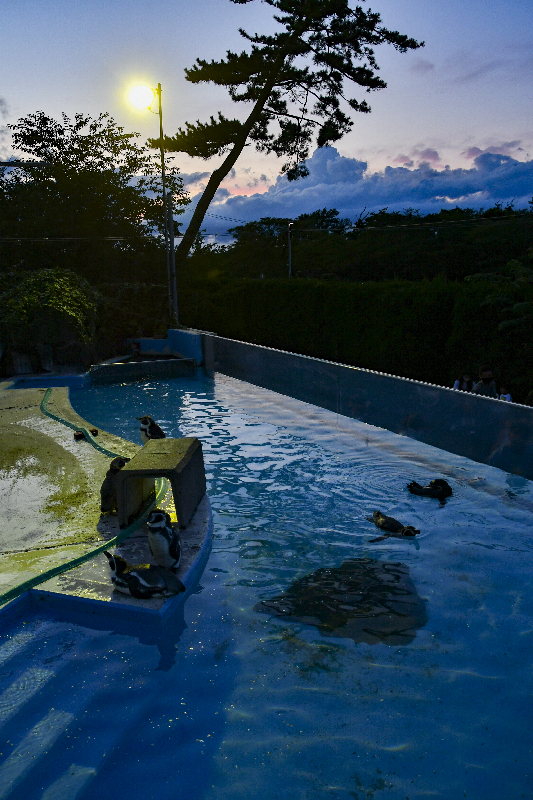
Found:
[1,372,532,800]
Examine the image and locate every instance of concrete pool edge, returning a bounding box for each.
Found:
[0,499,213,630]
[30,494,214,625]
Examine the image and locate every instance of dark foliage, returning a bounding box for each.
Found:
[0,112,188,281]
[187,205,533,282]
[0,267,100,371]
[176,273,533,401]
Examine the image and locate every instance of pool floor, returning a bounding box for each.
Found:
[0,372,532,799]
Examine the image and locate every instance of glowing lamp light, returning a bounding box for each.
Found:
[128,85,155,109]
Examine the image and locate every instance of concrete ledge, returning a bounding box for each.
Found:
[25,494,213,625]
[116,438,207,528]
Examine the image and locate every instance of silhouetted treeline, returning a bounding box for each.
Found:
[175,274,533,401]
[187,204,533,282]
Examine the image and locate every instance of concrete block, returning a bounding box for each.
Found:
[168,329,203,365]
[116,438,206,529]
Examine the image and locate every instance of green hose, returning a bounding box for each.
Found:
[0,389,166,607]
[40,387,124,459]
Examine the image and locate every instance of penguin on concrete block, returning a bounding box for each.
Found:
[136,415,166,444]
[103,551,185,598]
[100,456,130,514]
[147,509,182,571]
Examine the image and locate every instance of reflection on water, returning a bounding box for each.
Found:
[255,558,428,645]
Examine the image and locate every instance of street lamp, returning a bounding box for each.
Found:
[128,83,178,325]
[287,222,293,278]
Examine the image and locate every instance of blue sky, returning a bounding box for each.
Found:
[2,0,532,233]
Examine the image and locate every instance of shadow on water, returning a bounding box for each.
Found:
[255,558,428,645]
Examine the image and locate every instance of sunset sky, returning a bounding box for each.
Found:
[2,0,532,234]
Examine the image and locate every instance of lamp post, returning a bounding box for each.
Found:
[128,84,178,325]
[287,222,293,278]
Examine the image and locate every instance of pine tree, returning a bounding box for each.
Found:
[153,0,422,265]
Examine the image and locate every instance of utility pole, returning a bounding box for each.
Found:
[288,222,293,279]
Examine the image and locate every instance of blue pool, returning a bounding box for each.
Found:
[1,372,532,800]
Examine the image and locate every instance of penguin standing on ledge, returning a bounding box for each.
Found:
[136,415,166,444]
[147,509,182,571]
[103,551,185,598]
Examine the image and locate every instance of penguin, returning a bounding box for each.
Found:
[147,509,182,572]
[103,551,185,598]
[407,479,452,505]
[366,510,420,543]
[136,415,166,444]
[100,456,130,514]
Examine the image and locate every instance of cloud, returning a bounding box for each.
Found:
[393,155,414,167]
[455,59,507,83]
[181,171,210,186]
[246,173,269,189]
[0,98,9,120]
[213,187,230,201]
[411,59,435,74]
[462,141,522,159]
[192,146,533,232]
[393,147,441,169]
[412,147,440,165]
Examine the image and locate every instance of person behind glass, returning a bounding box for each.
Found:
[453,371,473,392]
[499,384,512,402]
[472,367,498,398]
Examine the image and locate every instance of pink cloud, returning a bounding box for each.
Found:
[414,148,440,164]
[462,141,522,159]
[393,154,414,167]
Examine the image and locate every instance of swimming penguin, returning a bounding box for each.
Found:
[100,456,130,514]
[136,415,166,444]
[103,551,185,598]
[147,509,181,572]
[366,511,420,543]
[407,479,452,505]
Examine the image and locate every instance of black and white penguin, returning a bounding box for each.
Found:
[366,510,420,543]
[147,509,181,571]
[100,456,130,514]
[136,415,166,444]
[103,551,185,598]
[407,479,452,505]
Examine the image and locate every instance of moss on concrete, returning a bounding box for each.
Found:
[0,382,138,594]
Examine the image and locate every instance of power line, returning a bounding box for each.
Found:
[204,212,248,223]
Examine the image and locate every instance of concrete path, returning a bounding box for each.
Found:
[0,382,139,604]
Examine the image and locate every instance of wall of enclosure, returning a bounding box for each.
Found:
[201,333,533,482]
